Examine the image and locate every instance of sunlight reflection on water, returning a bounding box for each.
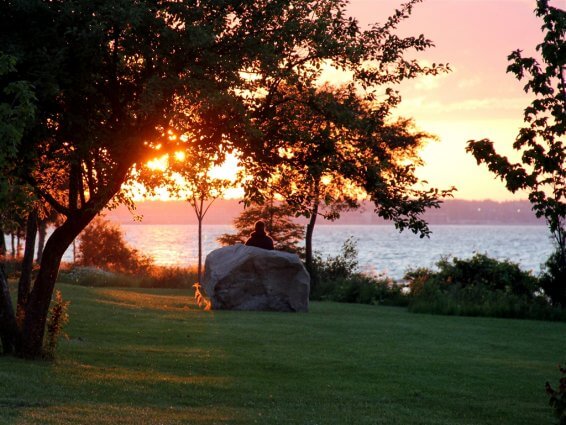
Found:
[23,224,553,279]
[56,224,554,280]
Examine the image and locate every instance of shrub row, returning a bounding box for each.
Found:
[404,254,566,321]
[311,240,565,321]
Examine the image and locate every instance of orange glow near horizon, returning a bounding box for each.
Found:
[127,151,243,202]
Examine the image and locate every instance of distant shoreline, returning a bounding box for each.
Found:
[105,199,545,226]
[117,222,547,227]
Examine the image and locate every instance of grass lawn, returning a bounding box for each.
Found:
[1,284,564,424]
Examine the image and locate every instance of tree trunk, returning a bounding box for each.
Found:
[305,202,319,293]
[197,215,203,284]
[16,234,22,257]
[19,211,95,358]
[10,233,15,258]
[17,209,38,326]
[36,219,47,264]
[0,263,18,354]
[0,226,6,257]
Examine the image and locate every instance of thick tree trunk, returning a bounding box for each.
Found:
[19,211,95,358]
[10,234,15,258]
[0,263,18,354]
[17,210,38,325]
[36,219,47,264]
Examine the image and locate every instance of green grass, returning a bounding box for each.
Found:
[1,284,565,424]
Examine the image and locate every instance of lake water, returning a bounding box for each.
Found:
[6,224,553,279]
[56,224,554,280]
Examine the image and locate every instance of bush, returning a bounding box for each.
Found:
[405,254,565,321]
[312,237,359,284]
[77,218,153,275]
[311,238,408,306]
[546,365,566,425]
[414,253,539,297]
[315,274,409,306]
[540,248,566,308]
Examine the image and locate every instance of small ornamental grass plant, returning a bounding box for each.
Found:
[43,290,69,359]
[192,282,211,310]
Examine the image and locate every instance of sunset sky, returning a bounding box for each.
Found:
[344,0,563,201]
[139,0,563,203]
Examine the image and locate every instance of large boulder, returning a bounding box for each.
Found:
[203,245,310,312]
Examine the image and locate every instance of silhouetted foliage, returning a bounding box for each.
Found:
[0,53,35,181]
[242,18,455,282]
[405,254,565,321]
[406,253,539,297]
[311,238,408,306]
[546,364,566,425]
[77,218,153,275]
[218,202,304,254]
[313,237,360,283]
[0,52,36,354]
[466,1,566,307]
[540,250,566,308]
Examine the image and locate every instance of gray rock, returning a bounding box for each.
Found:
[203,245,310,312]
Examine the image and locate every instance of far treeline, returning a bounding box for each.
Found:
[107,199,547,225]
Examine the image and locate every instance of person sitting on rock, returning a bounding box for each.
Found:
[245,221,274,250]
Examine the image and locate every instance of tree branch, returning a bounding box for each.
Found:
[24,175,70,217]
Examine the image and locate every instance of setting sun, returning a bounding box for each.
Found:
[146,155,169,172]
[174,151,186,162]
[127,151,243,202]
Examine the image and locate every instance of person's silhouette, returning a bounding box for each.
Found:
[245,221,274,250]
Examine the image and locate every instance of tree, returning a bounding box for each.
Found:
[243,77,453,285]
[0,53,36,354]
[466,0,565,306]
[169,149,237,284]
[218,202,304,254]
[77,218,152,275]
[1,0,450,358]
[247,84,363,279]
[0,52,36,265]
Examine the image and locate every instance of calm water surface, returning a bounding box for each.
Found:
[58,224,555,280]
